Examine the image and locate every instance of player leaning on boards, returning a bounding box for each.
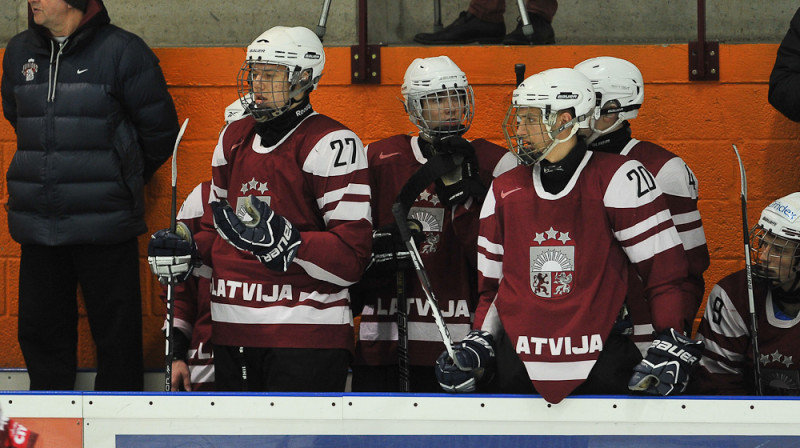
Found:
[693,193,800,395]
[351,56,517,392]
[574,57,710,356]
[149,26,373,392]
[435,67,703,404]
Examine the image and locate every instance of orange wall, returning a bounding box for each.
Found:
[0,44,798,370]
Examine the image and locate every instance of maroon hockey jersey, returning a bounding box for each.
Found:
[694,270,800,395]
[197,113,373,351]
[617,139,710,354]
[476,150,691,404]
[356,135,517,366]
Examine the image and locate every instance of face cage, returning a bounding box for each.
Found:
[502,106,561,166]
[237,62,310,122]
[408,86,474,141]
[749,224,800,289]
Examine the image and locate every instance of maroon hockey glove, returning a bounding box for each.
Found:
[435,330,496,393]
[628,328,704,396]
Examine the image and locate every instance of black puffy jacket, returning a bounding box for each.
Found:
[769,7,800,122]
[1,0,179,245]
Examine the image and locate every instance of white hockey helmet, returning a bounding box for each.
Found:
[574,57,644,135]
[502,68,595,165]
[401,56,474,141]
[750,192,800,291]
[237,26,325,122]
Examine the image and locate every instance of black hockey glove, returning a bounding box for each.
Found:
[368,219,426,274]
[432,137,486,207]
[211,195,301,272]
[148,222,198,285]
[435,330,496,393]
[628,328,704,396]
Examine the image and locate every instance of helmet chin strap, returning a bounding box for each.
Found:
[586,118,625,144]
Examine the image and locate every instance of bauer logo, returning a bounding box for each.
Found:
[768,200,799,222]
[305,52,321,60]
[556,92,579,100]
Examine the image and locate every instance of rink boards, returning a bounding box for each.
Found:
[2,392,800,447]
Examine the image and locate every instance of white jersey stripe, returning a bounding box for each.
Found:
[211,301,351,325]
[524,360,597,381]
[189,364,215,384]
[478,236,504,255]
[633,323,655,336]
[614,209,673,241]
[700,335,746,363]
[671,210,701,225]
[477,253,503,280]
[678,226,708,250]
[317,184,371,209]
[621,227,683,263]
[322,200,371,224]
[294,258,353,287]
[359,321,470,343]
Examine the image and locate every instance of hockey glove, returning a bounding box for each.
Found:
[628,328,704,396]
[368,219,426,274]
[432,137,486,207]
[211,195,301,272]
[435,330,496,393]
[148,222,198,285]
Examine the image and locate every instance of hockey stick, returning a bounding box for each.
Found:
[515,0,534,39]
[732,144,763,395]
[515,63,526,87]
[165,118,189,392]
[315,0,332,40]
[391,153,470,371]
[396,269,410,392]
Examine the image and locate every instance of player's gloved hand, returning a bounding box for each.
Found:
[368,219,426,274]
[628,328,704,396]
[432,137,486,207]
[148,222,198,285]
[211,195,301,272]
[435,330,496,393]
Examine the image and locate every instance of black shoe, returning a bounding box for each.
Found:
[414,11,505,45]
[502,13,555,45]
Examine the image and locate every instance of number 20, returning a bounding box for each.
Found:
[626,166,656,197]
[331,138,357,167]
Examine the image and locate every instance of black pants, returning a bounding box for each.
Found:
[486,332,642,395]
[18,240,144,391]
[351,364,441,393]
[215,345,350,392]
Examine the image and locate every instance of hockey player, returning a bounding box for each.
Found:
[435,68,702,404]
[351,56,517,392]
[694,193,800,395]
[148,26,372,392]
[574,56,710,355]
[159,181,215,391]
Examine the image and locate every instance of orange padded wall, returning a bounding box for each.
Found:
[0,44,798,371]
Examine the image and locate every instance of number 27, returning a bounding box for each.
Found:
[331,138,357,167]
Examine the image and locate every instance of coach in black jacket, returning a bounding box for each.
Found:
[769,7,800,122]
[1,0,179,391]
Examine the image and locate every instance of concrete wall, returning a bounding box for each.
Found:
[1,0,798,48]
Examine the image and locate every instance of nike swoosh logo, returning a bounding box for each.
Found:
[500,187,522,199]
[77,69,88,74]
[379,152,400,160]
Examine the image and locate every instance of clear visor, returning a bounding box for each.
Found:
[237,62,302,122]
[408,87,474,141]
[750,224,800,288]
